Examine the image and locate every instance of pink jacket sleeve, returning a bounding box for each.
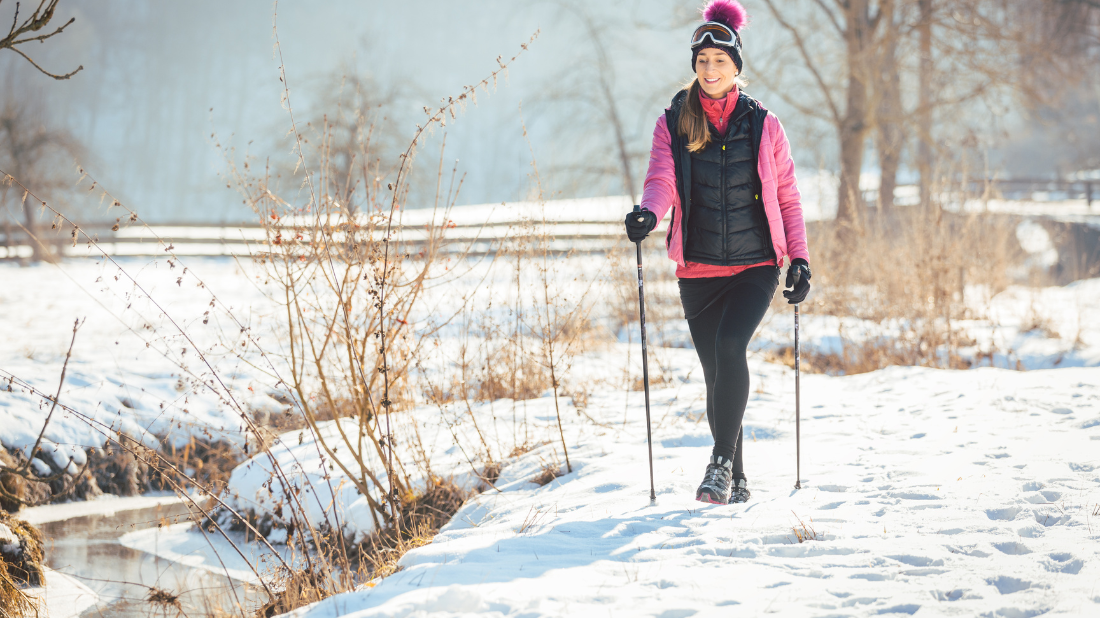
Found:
[770,116,810,263]
[639,115,678,221]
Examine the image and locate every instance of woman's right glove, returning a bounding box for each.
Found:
[625,209,658,243]
[783,258,812,304]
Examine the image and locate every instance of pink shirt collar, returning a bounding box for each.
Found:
[698,85,740,133]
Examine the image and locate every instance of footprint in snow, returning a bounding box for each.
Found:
[1032,510,1073,527]
[1021,490,1061,504]
[1016,525,1044,538]
[931,589,968,602]
[988,576,1032,594]
[985,506,1023,521]
[886,554,944,567]
[992,541,1031,555]
[1044,553,1085,574]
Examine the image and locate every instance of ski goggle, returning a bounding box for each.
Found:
[690,21,741,49]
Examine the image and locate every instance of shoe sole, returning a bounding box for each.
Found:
[696,491,726,505]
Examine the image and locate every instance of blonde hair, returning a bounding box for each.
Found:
[677,75,748,153]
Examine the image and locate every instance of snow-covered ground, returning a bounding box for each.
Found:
[3,251,1100,617]
[283,363,1100,618]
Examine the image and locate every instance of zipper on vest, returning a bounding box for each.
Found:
[720,132,727,263]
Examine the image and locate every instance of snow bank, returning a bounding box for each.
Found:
[0,258,289,470]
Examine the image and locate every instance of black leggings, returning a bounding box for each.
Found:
[686,282,775,478]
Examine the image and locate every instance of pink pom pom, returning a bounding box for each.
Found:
[702,0,749,31]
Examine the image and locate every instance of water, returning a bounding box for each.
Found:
[37,501,268,617]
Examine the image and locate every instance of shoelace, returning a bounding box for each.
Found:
[702,464,731,493]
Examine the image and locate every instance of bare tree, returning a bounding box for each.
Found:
[760,0,896,230]
[0,0,82,80]
[0,93,83,261]
[756,0,1099,223]
[536,0,658,202]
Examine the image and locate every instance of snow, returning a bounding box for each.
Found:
[281,363,1100,618]
[24,567,100,618]
[119,522,296,585]
[20,492,185,525]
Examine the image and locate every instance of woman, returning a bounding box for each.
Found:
[624,0,811,505]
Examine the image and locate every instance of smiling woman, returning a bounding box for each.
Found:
[624,0,811,506]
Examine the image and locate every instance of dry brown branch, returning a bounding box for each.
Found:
[0,0,83,79]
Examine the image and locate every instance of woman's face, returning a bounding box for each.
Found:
[695,48,738,99]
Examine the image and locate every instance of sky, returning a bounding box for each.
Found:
[0,0,703,223]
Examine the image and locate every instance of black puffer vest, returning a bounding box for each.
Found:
[665,90,775,266]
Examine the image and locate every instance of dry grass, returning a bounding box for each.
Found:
[0,512,44,588]
[255,567,332,618]
[255,477,468,616]
[145,586,182,613]
[0,569,36,618]
[531,463,564,487]
[477,461,503,492]
[788,511,822,544]
[789,208,1027,375]
[0,511,44,618]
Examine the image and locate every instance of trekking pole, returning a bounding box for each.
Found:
[794,303,802,490]
[633,205,657,506]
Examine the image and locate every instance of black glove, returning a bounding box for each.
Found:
[625,209,658,243]
[783,258,812,304]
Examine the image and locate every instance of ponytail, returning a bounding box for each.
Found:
[677,80,711,153]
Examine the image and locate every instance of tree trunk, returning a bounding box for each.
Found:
[918,0,934,211]
[22,190,47,263]
[836,0,873,231]
[876,3,904,213]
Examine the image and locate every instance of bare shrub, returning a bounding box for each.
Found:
[793,207,1025,374]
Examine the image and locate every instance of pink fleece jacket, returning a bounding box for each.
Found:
[640,87,810,278]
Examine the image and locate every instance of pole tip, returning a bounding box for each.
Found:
[650,497,657,507]
[794,482,802,490]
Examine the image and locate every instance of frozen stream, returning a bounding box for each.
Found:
[27,497,267,617]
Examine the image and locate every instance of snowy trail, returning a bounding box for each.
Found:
[286,364,1100,618]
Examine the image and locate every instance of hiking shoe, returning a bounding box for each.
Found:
[728,478,751,504]
[695,455,733,504]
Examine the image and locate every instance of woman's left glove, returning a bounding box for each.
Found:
[625,209,658,243]
[783,258,812,304]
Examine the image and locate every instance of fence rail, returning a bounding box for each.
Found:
[0,219,645,260]
[3,180,1098,260]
